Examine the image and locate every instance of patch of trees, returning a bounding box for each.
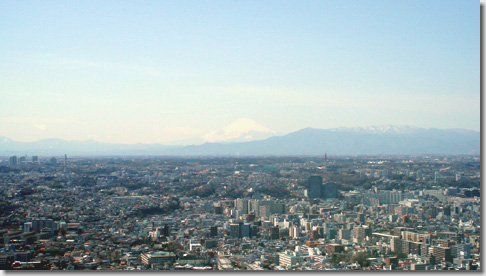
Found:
[132,207,168,218]
[382,182,409,191]
[122,181,149,191]
[19,187,35,196]
[50,182,64,189]
[388,174,415,182]
[85,167,117,175]
[463,162,480,170]
[187,184,216,198]
[72,176,97,187]
[221,188,247,199]
[256,184,291,199]
[131,198,180,218]
[0,201,17,216]
[350,252,372,267]
[331,252,372,267]
[442,178,480,189]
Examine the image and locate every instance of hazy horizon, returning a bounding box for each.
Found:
[1,1,479,144]
[0,122,480,146]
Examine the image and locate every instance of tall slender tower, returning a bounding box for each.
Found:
[64,154,67,173]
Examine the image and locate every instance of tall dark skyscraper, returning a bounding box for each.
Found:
[210,226,218,237]
[162,224,170,237]
[308,176,323,199]
[230,224,241,239]
[308,175,338,199]
[322,182,338,199]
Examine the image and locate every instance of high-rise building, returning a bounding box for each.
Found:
[451,243,471,258]
[308,176,322,199]
[307,176,339,199]
[352,225,372,242]
[31,218,54,232]
[230,224,241,239]
[64,154,67,172]
[8,156,17,167]
[327,229,337,240]
[241,223,251,238]
[269,226,279,240]
[49,157,57,165]
[310,229,320,240]
[248,199,259,215]
[250,199,285,218]
[259,205,272,218]
[250,225,259,238]
[18,156,26,166]
[162,225,170,237]
[235,199,249,214]
[210,226,218,237]
[421,243,429,257]
[430,246,452,263]
[23,222,32,233]
[213,205,223,214]
[322,182,338,199]
[409,241,422,255]
[338,229,351,240]
[205,239,218,249]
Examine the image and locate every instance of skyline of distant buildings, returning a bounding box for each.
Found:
[0,154,480,270]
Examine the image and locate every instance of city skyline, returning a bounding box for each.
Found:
[0,154,480,270]
[0,1,479,144]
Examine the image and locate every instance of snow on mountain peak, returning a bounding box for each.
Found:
[202,118,276,143]
[335,125,420,134]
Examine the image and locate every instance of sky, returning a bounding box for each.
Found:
[0,0,480,144]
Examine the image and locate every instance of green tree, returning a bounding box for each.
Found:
[351,253,371,267]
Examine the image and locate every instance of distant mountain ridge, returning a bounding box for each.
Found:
[335,125,477,135]
[0,136,177,156]
[0,125,479,156]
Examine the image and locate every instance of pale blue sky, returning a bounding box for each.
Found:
[0,0,479,144]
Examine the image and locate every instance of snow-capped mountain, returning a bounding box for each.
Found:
[334,125,420,134]
[164,125,479,155]
[0,125,479,156]
[202,118,277,143]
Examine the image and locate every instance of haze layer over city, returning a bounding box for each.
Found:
[0,0,480,272]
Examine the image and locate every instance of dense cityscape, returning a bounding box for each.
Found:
[0,154,480,271]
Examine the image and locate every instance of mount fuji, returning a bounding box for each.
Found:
[202,118,277,143]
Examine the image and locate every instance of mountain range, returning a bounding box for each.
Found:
[0,125,479,156]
